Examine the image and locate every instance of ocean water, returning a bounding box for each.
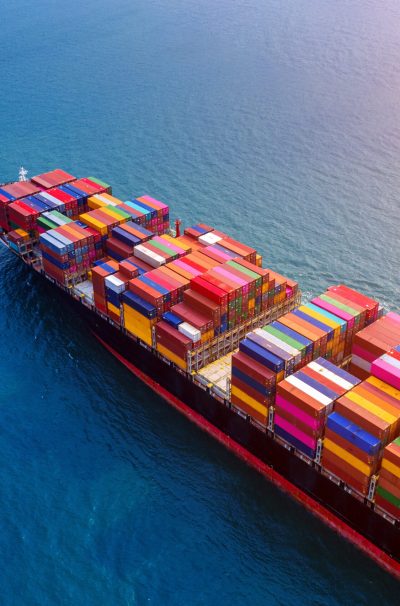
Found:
[0,0,399,603]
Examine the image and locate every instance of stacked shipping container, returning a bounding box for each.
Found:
[375,438,400,519]
[276,359,360,458]
[323,375,400,494]
[350,315,400,379]
[230,351,276,426]
[39,222,103,285]
[371,346,400,390]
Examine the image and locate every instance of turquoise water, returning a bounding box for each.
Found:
[0,0,399,603]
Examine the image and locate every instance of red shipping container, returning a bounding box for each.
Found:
[231,375,271,406]
[190,276,228,305]
[334,395,391,442]
[171,302,213,333]
[31,169,76,188]
[324,428,382,469]
[231,392,267,426]
[232,351,276,387]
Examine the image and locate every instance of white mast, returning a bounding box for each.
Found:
[19,166,28,182]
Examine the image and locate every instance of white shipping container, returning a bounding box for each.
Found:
[93,194,118,207]
[105,274,126,293]
[199,232,221,246]
[48,230,73,247]
[285,375,333,407]
[40,232,68,254]
[308,361,354,391]
[253,328,301,365]
[42,212,65,226]
[134,244,165,268]
[40,191,64,207]
[178,321,201,342]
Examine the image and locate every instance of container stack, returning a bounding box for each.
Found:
[181,288,222,333]
[168,302,214,344]
[295,302,347,363]
[167,258,203,281]
[322,375,400,494]
[276,310,330,361]
[311,286,379,360]
[188,263,278,333]
[136,195,169,234]
[184,223,215,240]
[56,183,89,217]
[175,233,210,252]
[122,290,157,346]
[212,237,257,264]
[118,256,153,277]
[147,267,189,306]
[66,177,111,196]
[371,346,400,389]
[39,222,102,285]
[349,313,400,380]
[37,210,73,233]
[79,205,130,237]
[131,235,189,267]
[262,321,313,369]
[123,196,169,234]
[322,411,383,495]
[91,260,119,314]
[7,199,41,233]
[44,187,81,219]
[0,181,42,230]
[155,320,194,370]
[230,350,276,426]
[104,272,130,323]
[375,438,400,520]
[6,229,31,254]
[127,267,188,318]
[327,285,379,326]
[275,358,360,458]
[334,378,400,444]
[88,193,125,211]
[106,222,153,261]
[244,327,296,379]
[31,169,76,189]
[176,250,221,273]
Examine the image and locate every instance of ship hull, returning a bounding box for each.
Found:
[75,299,400,578]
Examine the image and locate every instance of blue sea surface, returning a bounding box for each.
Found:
[0,0,399,603]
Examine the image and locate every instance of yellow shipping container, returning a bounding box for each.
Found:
[381,458,400,478]
[367,376,400,401]
[99,193,124,206]
[79,213,108,236]
[15,228,29,238]
[231,384,268,417]
[101,206,126,222]
[299,305,341,339]
[157,343,187,370]
[88,195,108,210]
[123,304,154,346]
[324,438,374,476]
[107,302,121,316]
[347,391,398,426]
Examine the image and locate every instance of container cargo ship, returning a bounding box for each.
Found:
[1,168,399,579]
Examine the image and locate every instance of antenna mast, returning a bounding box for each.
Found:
[19,166,28,182]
